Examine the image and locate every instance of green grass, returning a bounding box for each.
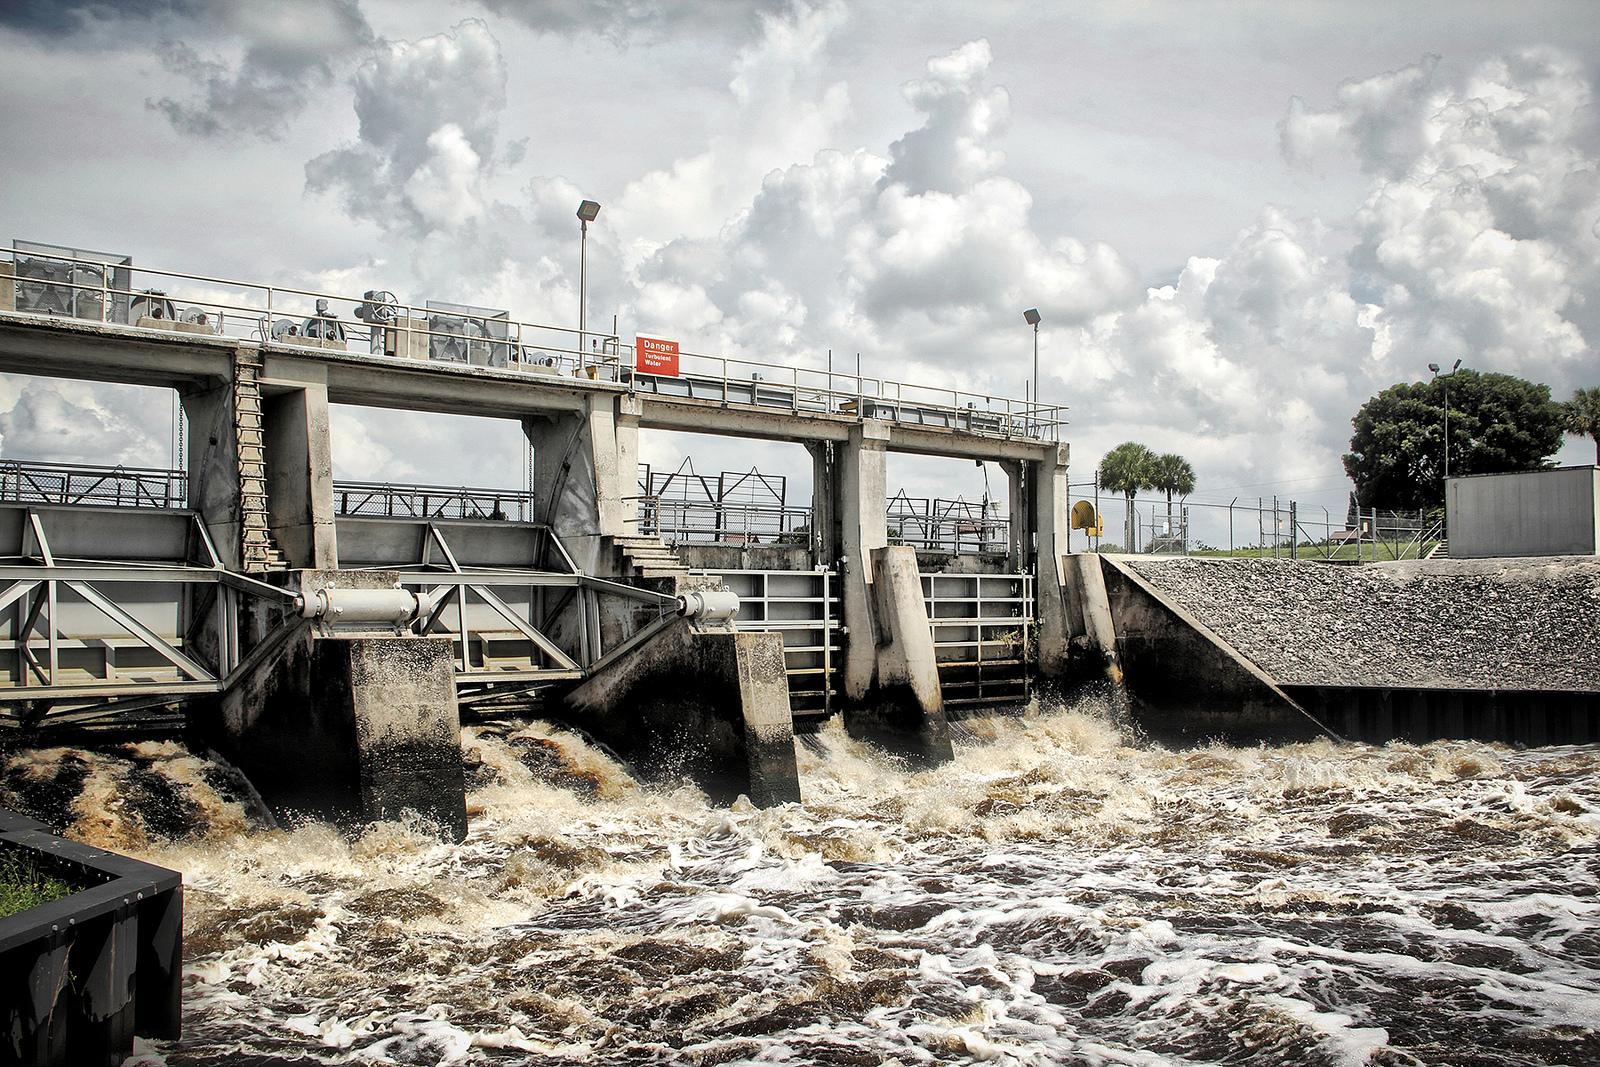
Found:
[1187,540,1439,562]
[0,848,77,919]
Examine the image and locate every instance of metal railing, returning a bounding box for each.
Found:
[334,480,537,522]
[888,494,1009,554]
[632,496,813,545]
[698,566,1034,714]
[700,569,840,715]
[0,460,186,510]
[4,245,1068,444]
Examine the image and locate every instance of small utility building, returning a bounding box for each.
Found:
[1447,466,1600,558]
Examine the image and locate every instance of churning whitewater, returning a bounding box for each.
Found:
[3,701,1598,1067]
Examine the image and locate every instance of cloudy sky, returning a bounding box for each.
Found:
[2,0,1597,539]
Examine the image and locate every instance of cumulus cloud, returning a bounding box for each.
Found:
[476,0,794,44]
[882,38,1010,195]
[1064,47,1598,492]
[1282,54,1442,176]
[616,31,1135,393]
[0,0,376,139]
[305,18,507,236]
[1346,51,1598,377]
[0,0,200,40]
[295,12,1595,504]
[147,1,373,138]
[0,379,171,467]
[610,0,852,252]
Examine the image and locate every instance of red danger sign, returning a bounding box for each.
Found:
[637,335,679,376]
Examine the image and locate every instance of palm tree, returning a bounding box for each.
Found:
[1098,442,1156,551]
[1149,453,1196,546]
[1568,387,1600,464]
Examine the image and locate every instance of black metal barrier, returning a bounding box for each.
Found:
[0,808,181,1067]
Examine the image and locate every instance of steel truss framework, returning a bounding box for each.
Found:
[0,510,680,729]
[389,520,679,710]
[0,509,301,729]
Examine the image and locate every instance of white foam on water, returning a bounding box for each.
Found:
[6,709,1596,1066]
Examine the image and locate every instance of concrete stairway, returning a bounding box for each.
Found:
[1426,539,1449,559]
[234,349,290,573]
[611,534,690,579]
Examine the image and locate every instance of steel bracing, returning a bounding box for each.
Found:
[0,507,679,731]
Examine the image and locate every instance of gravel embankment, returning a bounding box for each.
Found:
[1123,556,1600,691]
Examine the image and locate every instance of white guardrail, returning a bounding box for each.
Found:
[2,244,1067,442]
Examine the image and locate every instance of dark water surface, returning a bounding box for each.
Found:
[4,706,1597,1066]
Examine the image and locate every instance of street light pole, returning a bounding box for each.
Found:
[1023,308,1041,428]
[577,199,601,371]
[1428,358,1463,482]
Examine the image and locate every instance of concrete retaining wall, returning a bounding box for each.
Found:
[1285,685,1599,746]
[1124,556,1600,692]
[1081,554,1600,746]
[1097,555,1326,743]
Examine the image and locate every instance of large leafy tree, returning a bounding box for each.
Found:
[1343,370,1566,509]
[1567,387,1600,464]
[1099,442,1156,550]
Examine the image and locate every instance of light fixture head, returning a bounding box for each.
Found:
[1451,359,1462,372]
[577,200,601,222]
[1023,308,1041,325]
[1428,363,1441,373]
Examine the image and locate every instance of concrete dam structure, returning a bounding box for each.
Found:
[1,243,1596,840]
[0,245,1076,832]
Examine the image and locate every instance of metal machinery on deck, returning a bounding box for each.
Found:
[0,241,1067,445]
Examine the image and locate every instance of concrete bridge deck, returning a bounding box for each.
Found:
[0,311,1059,463]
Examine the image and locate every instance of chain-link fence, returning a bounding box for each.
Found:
[1065,481,1440,561]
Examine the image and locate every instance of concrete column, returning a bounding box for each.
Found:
[1000,460,1027,571]
[1000,447,1072,680]
[1032,443,1072,678]
[179,378,242,569]
[615,395,642,536]
[524,395,625,576]
[257,356,336,569]
[1060,552,1123,687]
[838,419,890,701]
[842,545,953,766]
[261,384,337,569]
[806,440,839,567]
[829,420,952,766]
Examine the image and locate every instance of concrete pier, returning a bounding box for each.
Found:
[812,423,955,764]
[211,572,469,839]
[841,546,953,766]
[561,615,802,806]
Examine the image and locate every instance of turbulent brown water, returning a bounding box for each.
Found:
[3,702,1598,1067]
